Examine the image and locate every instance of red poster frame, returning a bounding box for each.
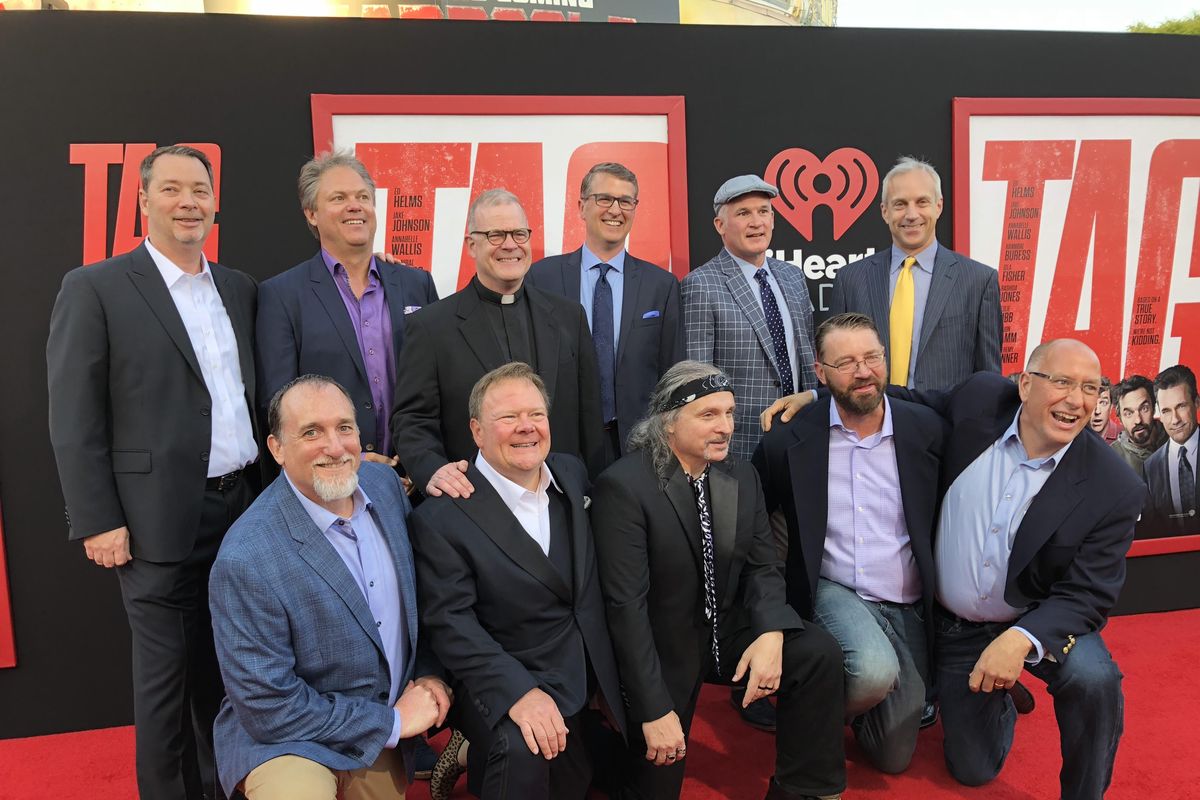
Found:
[311,94,690,277]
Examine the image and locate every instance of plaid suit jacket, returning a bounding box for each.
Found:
[682,249,817,461]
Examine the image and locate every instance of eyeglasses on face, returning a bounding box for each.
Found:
[585,193,638,211]
[1026,371,1102,397]
[820,352,886,374]
[469,228,532,245]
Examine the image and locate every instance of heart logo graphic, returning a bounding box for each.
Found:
[765,148,879,241]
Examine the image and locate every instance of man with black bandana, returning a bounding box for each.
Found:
[391,189,606,499]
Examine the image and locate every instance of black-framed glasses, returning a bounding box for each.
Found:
[821,352,886,374]
[469,228,532,245]
[585,193,639,211]
[1027,370,1102,397]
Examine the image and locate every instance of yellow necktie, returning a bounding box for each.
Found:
[890,256,916,385]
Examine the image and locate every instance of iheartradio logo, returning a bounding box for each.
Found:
[765,148,879,241]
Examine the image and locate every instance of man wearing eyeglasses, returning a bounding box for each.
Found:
[753,313,944,775]
[391,188,605,500]
[528,162,684,463]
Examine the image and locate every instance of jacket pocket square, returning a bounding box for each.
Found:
[641,310,661,319]
[403,305,422,314]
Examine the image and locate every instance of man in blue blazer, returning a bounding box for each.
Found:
[256,152,438,466]
[829,157,1001,391]
[527,162,684,461]
[210,375,449,799]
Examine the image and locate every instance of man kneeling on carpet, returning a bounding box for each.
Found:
[591,360,846,800]
[210,375,451,800]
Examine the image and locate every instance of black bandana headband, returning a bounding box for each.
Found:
[655,373,734,413]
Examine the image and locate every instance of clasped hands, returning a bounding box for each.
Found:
[395,676,453,739]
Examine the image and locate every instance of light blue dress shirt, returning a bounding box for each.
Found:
[729,251,800,388]
[888,241,937,388]
[286,475,408,747]
[580,245,626,355]
[935,406,1073,663]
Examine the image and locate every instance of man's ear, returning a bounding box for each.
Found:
[267,434,285,466]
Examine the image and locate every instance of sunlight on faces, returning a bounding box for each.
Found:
[815,326,887,417]
[882,170,942,256]
[1018,341,1101,458]
[268,383,362,508]
[470,378,551,490]
[1157,384,1199,446]
[468,201,531,294]
[1118,387,1156,445]
[1089,390,1113,433]
[580,173,637,253]
[139,154,215,253]
[714,194,774,266]
[666,391,736,475]
[305,165,376,255]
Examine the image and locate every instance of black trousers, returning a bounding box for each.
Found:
[621,625,847,800]
[116,477,255,800]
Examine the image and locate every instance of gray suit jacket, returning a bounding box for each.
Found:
[829,244,1002,390]
[682,249,817,462]
[209,463,430,795]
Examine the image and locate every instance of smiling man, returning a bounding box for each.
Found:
[1143,365,1200,535]
[829,157,1001,390]
[527,162,684,462]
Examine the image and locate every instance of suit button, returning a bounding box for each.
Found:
[201,452,209,462]
[201,406,211,416]
[377,691,387,701]
[774,380,781,387]
[366,443,375,452]
[364,402,372,410]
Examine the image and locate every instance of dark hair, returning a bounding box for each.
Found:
[580,162,639,198]
[814,312,880,359]
[140,145,214,190]
[468,362,550,421]
[1110,374,1155,409]
[1154,364,1198,404]
[268,374,354,440]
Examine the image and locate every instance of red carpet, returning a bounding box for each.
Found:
[2,610,1197,800]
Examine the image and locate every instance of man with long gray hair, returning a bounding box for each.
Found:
[591,361,845,800]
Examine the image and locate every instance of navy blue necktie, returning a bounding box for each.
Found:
[753,268,794,395]
[592,263,616,423]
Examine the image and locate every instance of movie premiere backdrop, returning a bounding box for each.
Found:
[0,11,1197,737]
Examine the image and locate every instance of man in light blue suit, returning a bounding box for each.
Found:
[829,157,1002,391]
[210,374,450,800]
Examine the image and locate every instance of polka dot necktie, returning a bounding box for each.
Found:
[753,268,794,395]
[890,256,916,386]
[1179,448,1196,517]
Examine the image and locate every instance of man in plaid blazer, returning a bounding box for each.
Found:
[683,175,818,465]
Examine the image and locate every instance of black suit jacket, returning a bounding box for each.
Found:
[893,373,1145,661]
[1142,440,1200,535]
[590,453,803,725]
[255,252,437,453]
[390,283,605,487]
[47,242,258,562]
[753,396,945,640]
[526,248,684,450]
[410,454,624,735]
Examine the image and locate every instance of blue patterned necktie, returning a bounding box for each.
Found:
[1180,448,1196,516]
[686,467,721,676]
[592,263,616,423]
[753,268,794,395]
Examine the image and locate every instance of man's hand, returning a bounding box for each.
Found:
[733,631,784,706]
[395,680,441,739]
[508,687,568,759]
[641,711,687,766]
[362,452,400,467]
[760,392,814,433]
[83,526,131,568]
[969,628,1033,693]
[425,460,474,498]
[414,675,454,728]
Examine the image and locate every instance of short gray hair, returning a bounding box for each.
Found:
[298,150,376,240]
[268,374,354,440]
[467,188,525,231]
[140,145,214,191]
[468,362,550,421]
[627,360,726,481]
[880,156,942,207]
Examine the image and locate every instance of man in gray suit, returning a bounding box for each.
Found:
[829,157,1001,391]
[210,375,450,800]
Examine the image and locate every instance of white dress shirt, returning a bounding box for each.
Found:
[474,452,559,555]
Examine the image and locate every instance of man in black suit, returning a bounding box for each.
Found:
[754,313,944,774]
[410,363,625,800]
[391,188,605,499]
[1143,364,1200,535]
[527,162,684,461]
[47,145,260,800]
[256,151,438,469]
[591,361,845,800]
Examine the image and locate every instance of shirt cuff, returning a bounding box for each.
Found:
[1011,626,1044,664]
[810,389,819,403]
[385,709,402,749]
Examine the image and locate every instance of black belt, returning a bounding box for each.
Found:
[206,468,243,492]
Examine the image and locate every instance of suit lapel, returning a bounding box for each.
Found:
[210,263,256,414]
[381,262,413,358]
[663,467,704,573]
[125,244,205,384]
[869,255,892,352]
[918,247,959,356]
[562,249,583,304]
[1009,440,1088,580]
[547,457,590,602]
[890,402,932,554]
[719,255,779,376]
[455,288,505,370]
[615,255,642,368]
[708,464,740,603]
[528,287,561,393]
[309,256,369,384]
[785,401,830,596]
[455,465,572,604]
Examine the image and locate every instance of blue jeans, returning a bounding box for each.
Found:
[934,607,1124,800]
[812,579,928,774]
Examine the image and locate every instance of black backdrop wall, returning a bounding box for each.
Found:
[1,12,1197,738]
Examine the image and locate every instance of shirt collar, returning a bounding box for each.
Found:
[474,451,559,505]
[828,393,893,440]
[283,470,372,535]
[472,275,525,305]
[890,241,938,274]
[581,244,626,273]
[728,249,771,281]
[144,237,210,287]
[1168,426,1199,461]
[322,249,380,284]
[1002,404,1074,467]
